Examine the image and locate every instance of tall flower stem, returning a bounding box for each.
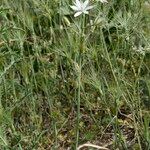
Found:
[75,14,85,149]
[76,54,81,149]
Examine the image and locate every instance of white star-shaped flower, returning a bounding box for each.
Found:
[70,0,94,17]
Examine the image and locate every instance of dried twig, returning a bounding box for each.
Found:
[77,143,109,150]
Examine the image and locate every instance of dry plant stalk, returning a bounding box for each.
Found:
[77,143,109,150]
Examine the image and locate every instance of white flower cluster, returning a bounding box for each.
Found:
[70,0,108,17]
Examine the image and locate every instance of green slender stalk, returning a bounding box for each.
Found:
[75,14,85,149]
[100,28,123,147]
[76,54,81,149]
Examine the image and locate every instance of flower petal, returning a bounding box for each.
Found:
[70,5,79,11]
[100,0,108,3]
[86,5,94,10]
[74,11,82,17]
[75,0,81,7]
[83,10,89,14]
[83,0,89,9]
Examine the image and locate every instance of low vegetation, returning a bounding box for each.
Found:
[0,0,150,149]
